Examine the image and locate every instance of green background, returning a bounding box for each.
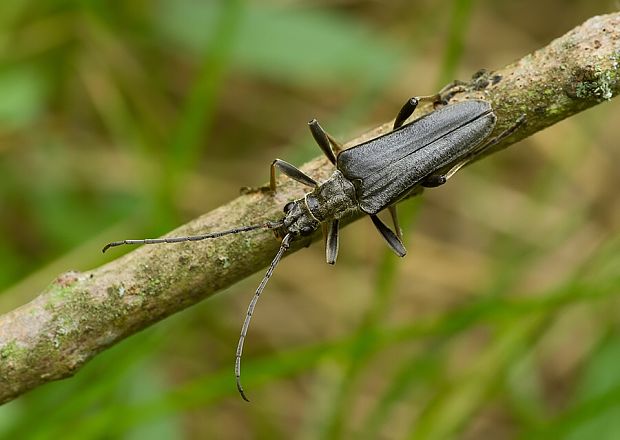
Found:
[1,0,619,438]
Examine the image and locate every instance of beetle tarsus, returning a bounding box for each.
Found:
[240,185,272,195]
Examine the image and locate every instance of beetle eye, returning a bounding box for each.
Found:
[283,202,295,213]
[301,226,314,235]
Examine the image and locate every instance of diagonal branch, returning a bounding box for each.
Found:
[1,13,619,405]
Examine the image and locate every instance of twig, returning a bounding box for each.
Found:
[1,13,619,405]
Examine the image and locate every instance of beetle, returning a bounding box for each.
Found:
[102,96,522,401]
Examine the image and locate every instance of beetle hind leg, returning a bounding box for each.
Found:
[393,95,442,129]
[388,205,403,239]
[393,97,419,129]
[370,214,406,257]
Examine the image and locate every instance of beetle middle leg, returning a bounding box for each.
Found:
[422,115,526,188]
[370,214,406,257]
[393,95,443,129]
[324,219,340,264]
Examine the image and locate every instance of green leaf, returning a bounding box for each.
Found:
[0,66,48,129]
[155,0,403,85]
[564,336,620,440]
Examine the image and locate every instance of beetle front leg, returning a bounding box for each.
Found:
[270,159,319,192]
[308,119,342,165]
[241,159,319,194]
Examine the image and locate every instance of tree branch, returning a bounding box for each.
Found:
[1,13,619,405]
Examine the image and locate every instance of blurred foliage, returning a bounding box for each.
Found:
[1,0,619,438]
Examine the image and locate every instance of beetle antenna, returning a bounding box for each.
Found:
[235,233,292,402]
[102,220,284,253]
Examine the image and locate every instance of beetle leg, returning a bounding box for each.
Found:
[388,205,403,239]
[325,132,343,153]
[437,79,468,94]
[393,97,419,129]
[435,80,468,105]
[421,174,448,188]
[393,95,441,129]
[476,114,526,152]
[321,222,329,248]
[270,159,319,192]
[370,215,406,257]
[308,119,338,164]
[325,220,340,265]
[421,115,526,188]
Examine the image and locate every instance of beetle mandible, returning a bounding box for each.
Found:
[103,95,522,401]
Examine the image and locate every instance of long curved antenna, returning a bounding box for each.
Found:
[236,233,292,402]
[102,221,284,253]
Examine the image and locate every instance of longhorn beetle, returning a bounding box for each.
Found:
[103,96,523,401]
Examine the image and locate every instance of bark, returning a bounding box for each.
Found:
[1,13,619,405]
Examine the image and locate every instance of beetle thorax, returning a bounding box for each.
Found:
[304,170,359,222]
[281,170,359,237]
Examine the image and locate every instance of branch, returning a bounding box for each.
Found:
[1,13,619,405]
